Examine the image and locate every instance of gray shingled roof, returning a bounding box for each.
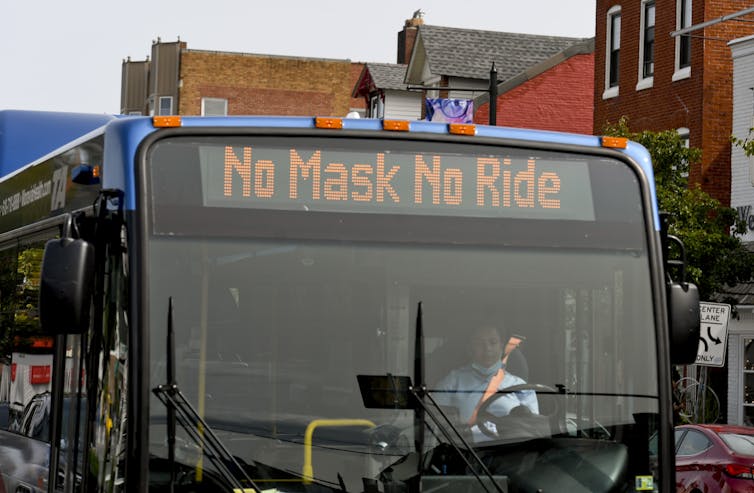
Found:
[712,242,754,305]
[367,63,408,91]
[714,281,754,305]
[418,25,590,81]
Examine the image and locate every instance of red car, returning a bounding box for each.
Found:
[675,423,754,492]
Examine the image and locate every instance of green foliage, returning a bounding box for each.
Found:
[604,117,754,301]
[0,245,45,358]
[14,247,42,333]
[732,131,754,160]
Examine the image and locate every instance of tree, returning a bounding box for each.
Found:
[604,117,754,301]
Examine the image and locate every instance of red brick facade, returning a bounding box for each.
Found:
[594,0,754,206]
[474,53,595,134]
[179,50,364,117]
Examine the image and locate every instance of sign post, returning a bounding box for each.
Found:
[695,302,731,367]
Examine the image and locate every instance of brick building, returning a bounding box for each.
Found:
[396,13,594,132]
[474,39,594,133]
[593,2,754,427]
[594,0,754,206]
[120,39,365,117]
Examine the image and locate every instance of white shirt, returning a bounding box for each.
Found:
[433,362,539,441]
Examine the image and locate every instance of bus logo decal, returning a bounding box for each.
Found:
[50,165,68,210]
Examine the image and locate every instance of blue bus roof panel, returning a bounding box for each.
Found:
[103,117,159,210]
[0,110,115,175]
[0,112,659,230]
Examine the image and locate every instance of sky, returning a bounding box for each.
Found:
[0,1,596,115]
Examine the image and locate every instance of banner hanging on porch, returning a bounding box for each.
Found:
[425,98,474,123]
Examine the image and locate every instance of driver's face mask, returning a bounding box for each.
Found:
[471,360,502,377]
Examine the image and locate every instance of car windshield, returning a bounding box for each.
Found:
[144,135,661,493]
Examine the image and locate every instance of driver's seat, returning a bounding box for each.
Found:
[503,347,528,381]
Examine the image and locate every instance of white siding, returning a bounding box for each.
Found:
[447,76,488,101]
[383,90,423,120]
[731,37,754,242]
[727,307,754,424]
[729,332,741,424]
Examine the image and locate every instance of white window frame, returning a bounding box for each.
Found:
[677,127,690,147]
[158,96,173,116]
[673,0,692,81]
[637,0,655,91]
[369,93,384,119]
[677,127,690,178]
[201,97,228,116]
[603,5,621,99]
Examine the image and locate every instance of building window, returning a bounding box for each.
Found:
[201,98,228,116]
[604,6,621,99]
[637,0,655,89]
[158,96,173,116]
[677,127,690,179]
[369,94,384,119]
[643,2,656,77]
[674,0,692,81]
[678,127,690,148]
[743,338,754,425]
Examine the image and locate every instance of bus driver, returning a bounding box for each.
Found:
[433,326,538,440]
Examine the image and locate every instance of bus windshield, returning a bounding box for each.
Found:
[145,135,659,493]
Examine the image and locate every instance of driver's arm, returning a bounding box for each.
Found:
[432,370,478,424]
[515,386,539,414]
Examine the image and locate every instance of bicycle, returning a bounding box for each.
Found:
[674,376,720,424]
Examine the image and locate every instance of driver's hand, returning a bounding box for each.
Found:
[481,420,498,435]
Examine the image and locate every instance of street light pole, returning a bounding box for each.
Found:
[489,62,498,126]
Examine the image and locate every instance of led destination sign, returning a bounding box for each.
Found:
[200,143,596,220]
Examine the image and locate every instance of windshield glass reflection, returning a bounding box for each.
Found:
[147,237,658,492]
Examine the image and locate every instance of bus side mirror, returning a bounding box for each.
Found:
[668,281,700,364]
[39,238,94,335]
[659,214,701,365]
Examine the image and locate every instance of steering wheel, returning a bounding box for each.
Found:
[474,383,559,439]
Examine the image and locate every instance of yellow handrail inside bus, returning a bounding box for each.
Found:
[302,419,377,483]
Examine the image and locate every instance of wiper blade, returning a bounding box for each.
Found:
[412,388,504,493]
[153,297,259,493]
[412,302,503,493]
[414,302,425,461]
[152,386,259,491]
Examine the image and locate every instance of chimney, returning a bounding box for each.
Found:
[397,10,424,64]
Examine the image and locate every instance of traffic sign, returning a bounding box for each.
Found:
[696,302,730,367]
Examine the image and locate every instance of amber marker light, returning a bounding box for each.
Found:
[152,116,182,128]
[601,136,628,149]
[315,117,343,129]
[448,123,476,136]
[383,120,410,131]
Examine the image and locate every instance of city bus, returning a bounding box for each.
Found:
[0,109,699,492]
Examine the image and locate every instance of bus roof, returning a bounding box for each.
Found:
[0,110,115,176]
[0,111,658,228]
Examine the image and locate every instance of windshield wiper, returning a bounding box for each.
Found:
[153,297,259,493]
[412,302,505,493]
[358,305,503,493]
